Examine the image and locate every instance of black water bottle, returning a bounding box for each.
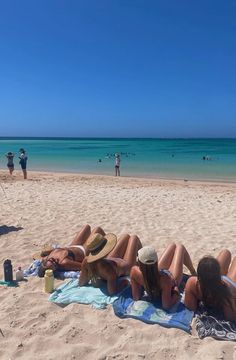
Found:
[4,259,13,282]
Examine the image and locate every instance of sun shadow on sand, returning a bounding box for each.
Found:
[0,225,23,235]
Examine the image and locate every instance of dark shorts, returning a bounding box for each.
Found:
[7,164,14,169]
[115,165,120,168]
[20,160,26,170]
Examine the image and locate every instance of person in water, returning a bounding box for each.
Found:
[184,250,236,321]
[38,224,100,277]
[19,148,28,179]
[79,231,142,295]
[130,243,196,309]
[5,152,15,175]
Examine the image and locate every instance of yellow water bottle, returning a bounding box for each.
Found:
[44,269,54,293]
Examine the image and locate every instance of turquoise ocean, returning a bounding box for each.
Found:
[1,138,236,182]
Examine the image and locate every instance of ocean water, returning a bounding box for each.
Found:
[0,138,236,182]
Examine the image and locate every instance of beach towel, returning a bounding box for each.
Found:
[112,287,194,333]
[0,280,18,287]
[23,260,80,280]
[195,314,236,341]
[48,278,123,309]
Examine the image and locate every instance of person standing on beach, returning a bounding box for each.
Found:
[115,153,121,176]
[19,148,28,179]
[5,152,15,175]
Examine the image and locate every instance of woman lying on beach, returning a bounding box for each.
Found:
[184,250,236,321]
[38,224,101,277]
[130,243,196,309]
[79,231,142,295]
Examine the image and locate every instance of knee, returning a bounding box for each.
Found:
[82,224,91,233]
[169,242,177,250]
[130,235,142,248]
[118,233,130,242]
[84,224,91,230]
[92,226,105,235]
[219,249,231,259]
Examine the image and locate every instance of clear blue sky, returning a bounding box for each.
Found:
[0,1,236,137]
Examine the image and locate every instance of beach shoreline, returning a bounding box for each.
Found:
[1,170,236,359]
[1,169,236,187]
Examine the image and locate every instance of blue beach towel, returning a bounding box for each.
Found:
[112,288,194,333]
[48,278,124,309]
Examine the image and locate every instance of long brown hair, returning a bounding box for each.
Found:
[139,261,161,301]
[87,261,100,284]
[197,256,232,311]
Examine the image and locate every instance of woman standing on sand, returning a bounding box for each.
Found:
[79,231,142,295]
[184,250,236,321]
[5,152,15,175]
[130,243,196,309]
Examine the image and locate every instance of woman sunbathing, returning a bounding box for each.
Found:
[184,250,236,321]
[79,231,142,295]
[38,224,102,277]
[130,243,196,309]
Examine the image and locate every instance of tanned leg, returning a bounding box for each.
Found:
[158,243,176,270]
[168,244,196,286]
[227,256,236,282]
[216,249,231,275]
[107,233,130,259]
[122,235,142,268]
[70,224,91,245]
[91,226,106,236]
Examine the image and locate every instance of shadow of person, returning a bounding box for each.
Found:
[0,225,23,235]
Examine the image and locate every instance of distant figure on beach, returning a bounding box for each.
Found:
[5,151,15,175]
[38,224,97,276]
[115,153,121,176]
[184,250,236,321]
[19,148,28,179]
[79,231,142,295]
[130,243,196,309]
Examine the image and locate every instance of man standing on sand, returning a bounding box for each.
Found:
[19,148,28,179]
[115,153,121,176]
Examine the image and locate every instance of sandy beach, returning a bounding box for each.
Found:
[0,170,236,360]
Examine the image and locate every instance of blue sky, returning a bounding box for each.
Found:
[0,1,236,137]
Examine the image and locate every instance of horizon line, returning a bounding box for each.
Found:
[0,136,236,140]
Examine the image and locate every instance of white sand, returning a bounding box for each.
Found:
[0,170,236,360]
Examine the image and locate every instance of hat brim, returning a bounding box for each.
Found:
[86,233,117,263]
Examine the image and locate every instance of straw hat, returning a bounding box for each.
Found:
[86,233,117,263]
[138,246,158,265]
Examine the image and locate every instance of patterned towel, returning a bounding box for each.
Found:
[113,287,194,333]
[23,260,80,279]
[196,314,236,341]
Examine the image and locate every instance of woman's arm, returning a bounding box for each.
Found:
[184,277,199,311]
[130,266,144,300]
[161,277,180,310]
